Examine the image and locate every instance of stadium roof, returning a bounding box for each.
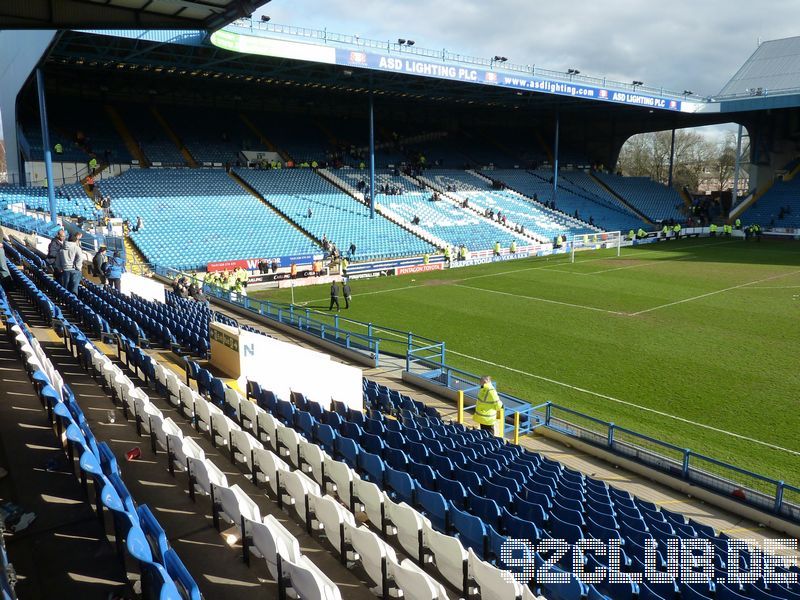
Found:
[718,36,800,99]
[0,0,268,31]
[32,23,800,130]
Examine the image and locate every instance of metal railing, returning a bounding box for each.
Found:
[527,402,799,523]
[230,19,704,101]
[406,349,542,438]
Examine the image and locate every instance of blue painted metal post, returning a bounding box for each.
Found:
[774,482,784,513]
[369,94,376,219]
[607,423,615,448]
[36,68,58,224]
[552,112,560,205]
[682,449,691,478]
[668,128,676,188]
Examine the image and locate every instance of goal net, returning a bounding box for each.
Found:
[570,231,622,263]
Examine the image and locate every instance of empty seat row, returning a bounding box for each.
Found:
[5,278,198,599]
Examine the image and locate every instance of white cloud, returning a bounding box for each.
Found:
[259,0,798,96]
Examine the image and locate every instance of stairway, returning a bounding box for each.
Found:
[588,172,653,224]
[150,106,198,167]
[124,235,151,275]
[105,105,150,166]
[239,114,290,161]
[227,171,322,245]
[316,169,447,250]
[415,171,545,244]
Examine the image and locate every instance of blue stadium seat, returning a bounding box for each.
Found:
[449,503,487,559]
[385,466,416,505]
[501,507,539,544]
[437,475,467,510]
[335,436,359,468]
[415,485,449,532]
[358,451,385,485]
[467,490,501,530]
[407,459,437,490]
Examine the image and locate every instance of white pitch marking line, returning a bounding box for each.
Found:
[630,269,800,316]
[451,284,627,315]
[447,349,800,457]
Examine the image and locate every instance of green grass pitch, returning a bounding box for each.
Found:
[250,238,800,489]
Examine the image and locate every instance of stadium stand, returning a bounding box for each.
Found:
[593,172,685,222]
[4,228,800,600]
[245,112,330,164]
[22,99,132,165]
[0,208,62,237]
[488,169,646,233]
[235,168,436,260]
[336,169,527,250]
[1,262,201,598]
[741,175,800,227]
[117,104,187,166]
[161,106,262,165]
[0,183,96,221]
[97,168,318,269]
[420,169,595,241]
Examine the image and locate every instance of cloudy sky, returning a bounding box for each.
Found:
[257,0,797,99]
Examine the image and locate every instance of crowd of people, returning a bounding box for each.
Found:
[202,269,247,295]
[45,229,126,295]
[172,275,208,302]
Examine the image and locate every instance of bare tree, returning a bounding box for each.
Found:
[617,129,715,191]
[706,132,737,192]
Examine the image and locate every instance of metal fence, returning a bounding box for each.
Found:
[537,402,798,523]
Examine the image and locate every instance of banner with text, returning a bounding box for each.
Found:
[336,49,685,112]
[207,253,320,272]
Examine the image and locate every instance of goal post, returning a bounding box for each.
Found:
[570,231,622,263]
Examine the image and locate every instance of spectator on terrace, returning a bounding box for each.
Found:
[92,246,108,285]
[462,198,469,209]
[589,216,594,226]
[307,207,313,219]
[105,251,125,292]
[47,229,66,280]
[270,260,278,273]
[135,216,143,232]
[411,215,421,225]
[56,232,83,294]
[349,242,356,258]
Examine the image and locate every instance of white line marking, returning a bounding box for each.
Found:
[298,283,422,306]
[452,284,626,315]
[736,285,800,290]
[630,269,800,316]
[447,349,800,457]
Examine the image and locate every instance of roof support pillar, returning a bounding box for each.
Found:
[369,92,376,219]
[552,111,560,205]
[36,68,58,224]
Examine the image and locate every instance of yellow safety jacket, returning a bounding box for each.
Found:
[474,384,503,427]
